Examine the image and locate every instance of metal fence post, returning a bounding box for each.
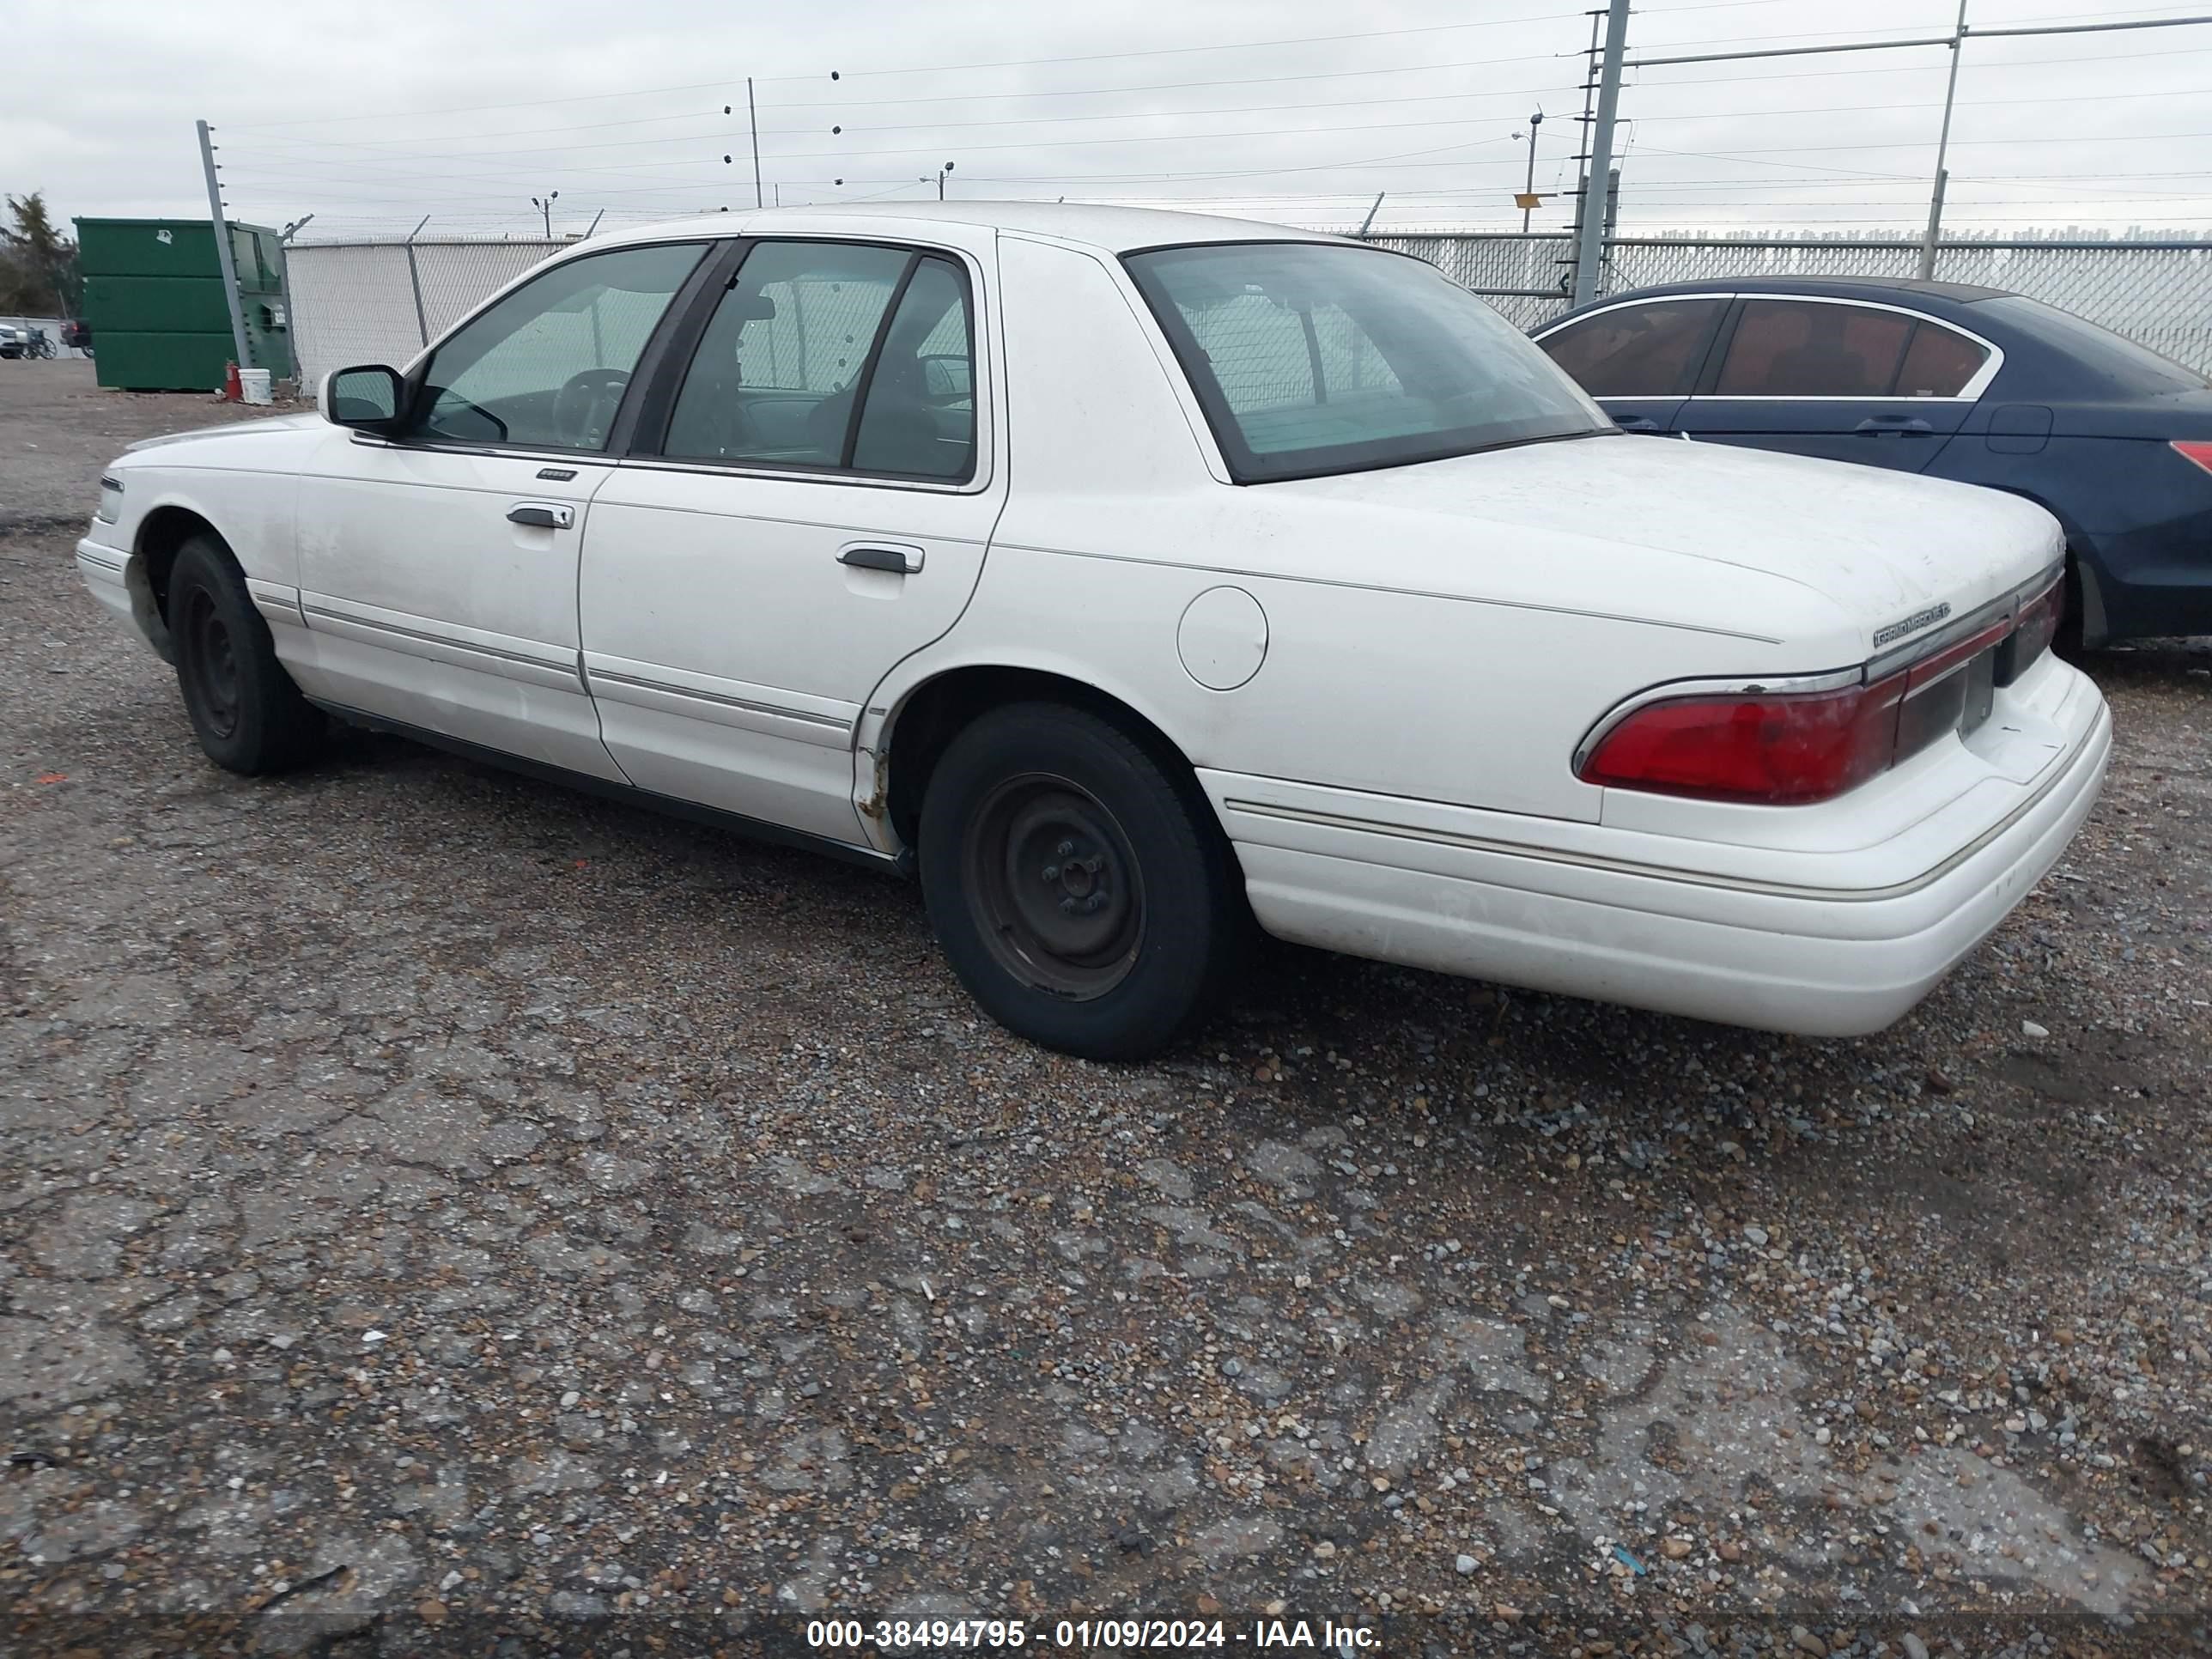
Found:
[196,119,253,374]
[1919,0,1971,280]
[404,215,431,348]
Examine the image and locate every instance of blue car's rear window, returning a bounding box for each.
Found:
[1978,295,2209,395]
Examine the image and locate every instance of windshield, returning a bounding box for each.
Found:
[1977,294,2210,396]
[1124,241,1610,483]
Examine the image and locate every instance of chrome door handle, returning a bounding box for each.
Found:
[837,544,924,574]
[507,502,575,529]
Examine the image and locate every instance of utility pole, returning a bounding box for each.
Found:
[1920,0,1970,279]
[1520,111,1545,234]
[195,119,253,375]
[1357,191,1386,237]
[1563,9,1601,294]
[748,78,763,209]
[1572,0,1631,309]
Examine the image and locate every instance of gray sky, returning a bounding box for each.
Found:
[13,0,2212,240]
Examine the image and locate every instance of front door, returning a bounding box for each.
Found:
[291,239,717,777]
[1674,295,1989,472]
[578,235,1002,844]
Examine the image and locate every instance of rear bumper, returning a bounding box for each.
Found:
[1205,676,2111,1036]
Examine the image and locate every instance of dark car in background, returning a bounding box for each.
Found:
[1533,276,2212,647]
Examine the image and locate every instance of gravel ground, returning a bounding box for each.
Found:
[3,358,2211,1657]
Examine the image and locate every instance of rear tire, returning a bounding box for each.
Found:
[918,702,1238,1060]
[170,535,324,774]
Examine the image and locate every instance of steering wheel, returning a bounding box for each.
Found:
[552,368,631,448]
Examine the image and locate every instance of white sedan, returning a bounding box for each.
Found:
[77,204,2108,1059]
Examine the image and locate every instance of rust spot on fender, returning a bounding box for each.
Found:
[859,748,890,823]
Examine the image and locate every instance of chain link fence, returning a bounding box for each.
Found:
[286,238,567,392]
[285,230,2212,397]
[1365,233,2212,372]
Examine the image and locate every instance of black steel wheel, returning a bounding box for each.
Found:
[963,772,1146,1000]
[178,580,242,742]
[168,534,324,774]
[919,701,1241,1060]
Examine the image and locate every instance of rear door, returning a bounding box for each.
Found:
[1534,295,1724,434]
[578,234,1000,845]
[1676,295,1994,471]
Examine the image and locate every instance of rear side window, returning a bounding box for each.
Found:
[1125,241,1607,483]
[1540,299,1720,397]
[663,240,909,467]
[661,241,975,481]
[1895,322,1990,397]
[1715,301,1913,398]
[852,256,975,479]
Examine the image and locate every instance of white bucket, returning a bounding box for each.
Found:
[238,368,273,405]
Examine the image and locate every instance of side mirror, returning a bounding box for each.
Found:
[323,364,405,431]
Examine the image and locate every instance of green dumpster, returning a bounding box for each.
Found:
[75,217,295,392]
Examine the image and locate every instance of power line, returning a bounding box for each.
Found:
[777,7,1586,80]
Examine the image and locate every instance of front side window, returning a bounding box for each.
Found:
[1125,242,1608,483]
[662,240,975,479]
[1714,300,1914,398]
[415,242,707,450]
[1539,299,1721,398]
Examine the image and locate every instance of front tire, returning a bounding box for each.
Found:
[169,535,323,774]
[918,702,1238,1060]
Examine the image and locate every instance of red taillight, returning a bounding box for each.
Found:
[2172,440,2212,476]
[1578,674,1905,805]
[1584,568,2064,805]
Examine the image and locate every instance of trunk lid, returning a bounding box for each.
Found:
[2046,386,2212,440]
[1267,431,2062,647]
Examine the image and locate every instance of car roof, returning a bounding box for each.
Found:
[587,200,1353,256]
[1557,274,2013,313]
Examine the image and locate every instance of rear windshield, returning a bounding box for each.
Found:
[1976,294,2210,395]
[1124,242,1610,483]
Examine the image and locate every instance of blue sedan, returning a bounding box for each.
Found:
[1532,275,2212,646]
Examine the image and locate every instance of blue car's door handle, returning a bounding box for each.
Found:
[1613,414,1662,434]
[1855,415,1935,436]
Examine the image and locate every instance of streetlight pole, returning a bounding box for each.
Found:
[1521,110,1544,234]
[532,191,559,237]
[920,161,954,199]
